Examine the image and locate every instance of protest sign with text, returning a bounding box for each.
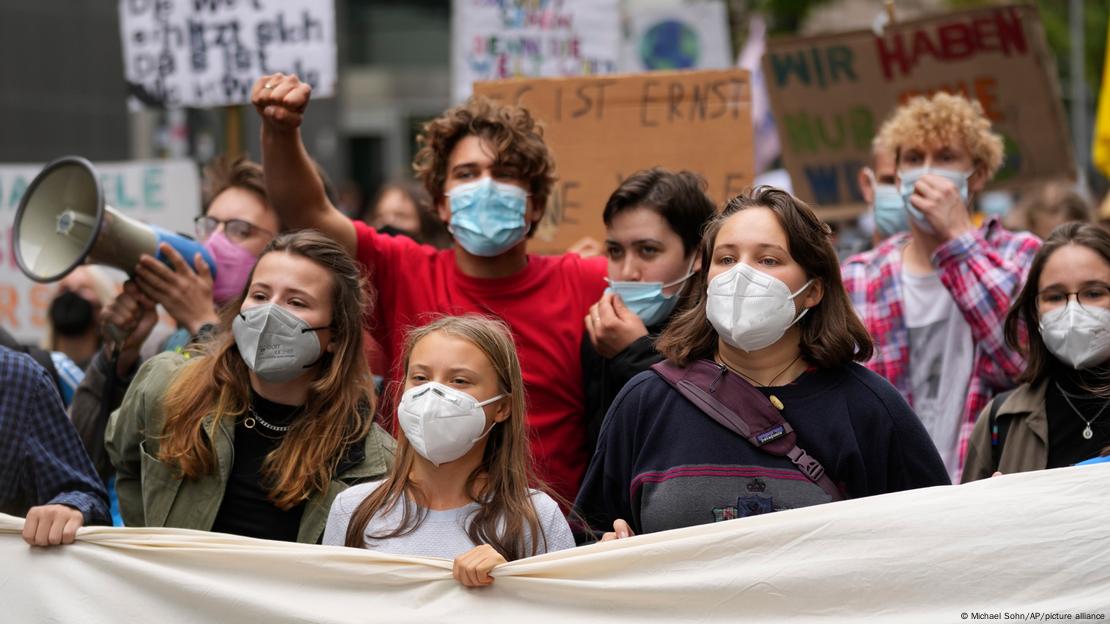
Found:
[474,69,753,255]
[763,4,1074,219]
[452,0,621,102]
[119,0,336,109]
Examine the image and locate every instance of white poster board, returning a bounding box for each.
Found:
[619,0,731,74]
[0,160,201,344]
[451,0,621,102]
[118,0,337,109]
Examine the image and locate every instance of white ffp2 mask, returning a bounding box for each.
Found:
[706,263,813,352]
[397,382,504,466]
[1039,302,1110,370]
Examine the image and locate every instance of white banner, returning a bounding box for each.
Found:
[619,0,731,74]
[3,466,1109,622]
[118,0,336,109]
[451,0,621,102]
[0,160,200,344]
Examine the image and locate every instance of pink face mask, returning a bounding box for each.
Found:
[204,230,258,306]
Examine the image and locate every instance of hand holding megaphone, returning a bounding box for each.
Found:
[13,156,218,353]
[134,242,219,336]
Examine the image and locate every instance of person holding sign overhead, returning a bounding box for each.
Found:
[580,168,716,451]
[841,93,1041,483]
[251,74,607,504]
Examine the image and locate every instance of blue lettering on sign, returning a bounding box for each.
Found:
[143,167,165,209]
[804,165,841,205]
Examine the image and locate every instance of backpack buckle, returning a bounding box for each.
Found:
[788,447,825,482]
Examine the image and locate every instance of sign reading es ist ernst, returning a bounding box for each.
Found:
[763,4,1074,219]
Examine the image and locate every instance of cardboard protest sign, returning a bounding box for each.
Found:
[0,160,200,344]
[119,0,336,109]
[452,0,621,102]
[763,4,1074,220]
[474,69,753,255]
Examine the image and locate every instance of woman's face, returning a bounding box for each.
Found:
[1036,243,1110,318]
[707,207,817,300]
[606,206,695,295]
[405,330,509,425]
[241,252,335,351]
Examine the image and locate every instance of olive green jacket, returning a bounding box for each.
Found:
[105,352,395,544]
[962,381,1048,483]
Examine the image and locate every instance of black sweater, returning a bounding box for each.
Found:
[575,363,950,536]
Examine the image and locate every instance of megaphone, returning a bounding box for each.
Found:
[13,155,216,283]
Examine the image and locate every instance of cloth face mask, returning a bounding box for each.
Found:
[706,262,813,352]
[447,178,530,257]
[233,303,329,383]
[1039,301,1110,370]
[898,167,971,235]
[204,230,258,306]
[397,382,504,466]
[606,260,696,327]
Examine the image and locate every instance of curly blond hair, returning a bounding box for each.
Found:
[878,93,1004,179]
[412,97,557,220]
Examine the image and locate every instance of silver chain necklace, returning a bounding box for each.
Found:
[1055,382,1110,440]
[243,405,292,432]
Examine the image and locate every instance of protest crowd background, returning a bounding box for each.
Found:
[2,1,1110,621]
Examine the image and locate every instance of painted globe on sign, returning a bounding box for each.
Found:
[639,20,700,70]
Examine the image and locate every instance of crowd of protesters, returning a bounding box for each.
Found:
[2,72,1108,589]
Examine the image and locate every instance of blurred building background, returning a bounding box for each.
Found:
[0,0,1105,211]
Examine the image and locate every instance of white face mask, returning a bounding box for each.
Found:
[397,382,504,466]
[706,262,813,352]
[1039,301,1110,370]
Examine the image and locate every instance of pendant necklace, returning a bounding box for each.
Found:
[243,405,292,432]
[717,353,803,411]
[1055,382,1110,440]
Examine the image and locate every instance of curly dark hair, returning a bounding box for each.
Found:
[412,97,557,233]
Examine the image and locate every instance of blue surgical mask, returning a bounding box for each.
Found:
[447,178,530,257]
[898,167,971,235]
[873,183,908,238]
[606,261,695,327]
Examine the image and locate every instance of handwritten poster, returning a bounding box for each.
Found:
[619,0,731,74]
[118,0,336,109]
[475,69,753,254]
[452,0,621,102]
[763,4,1074,219]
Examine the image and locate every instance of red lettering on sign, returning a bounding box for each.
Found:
[876,7,1027,80]
[0,286,18,328]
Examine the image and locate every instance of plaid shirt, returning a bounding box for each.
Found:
[841,219,1041,479]
[0,346,108,523]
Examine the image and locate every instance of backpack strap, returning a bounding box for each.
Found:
[989,389,1016,474]
[651,359,843,501]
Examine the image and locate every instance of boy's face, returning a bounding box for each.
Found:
[434,135,539,229]
[897,141,987,195]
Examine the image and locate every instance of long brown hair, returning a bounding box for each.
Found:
[656,186,873,368]
[343,315,548,560]
[1005,222,1110,385]
[159,231,375,509]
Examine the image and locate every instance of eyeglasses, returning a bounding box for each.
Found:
[1035,285,1110,310]
[194,216,275,244]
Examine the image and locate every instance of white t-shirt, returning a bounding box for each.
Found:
[902,267,974,483]
[322,480,575,559]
